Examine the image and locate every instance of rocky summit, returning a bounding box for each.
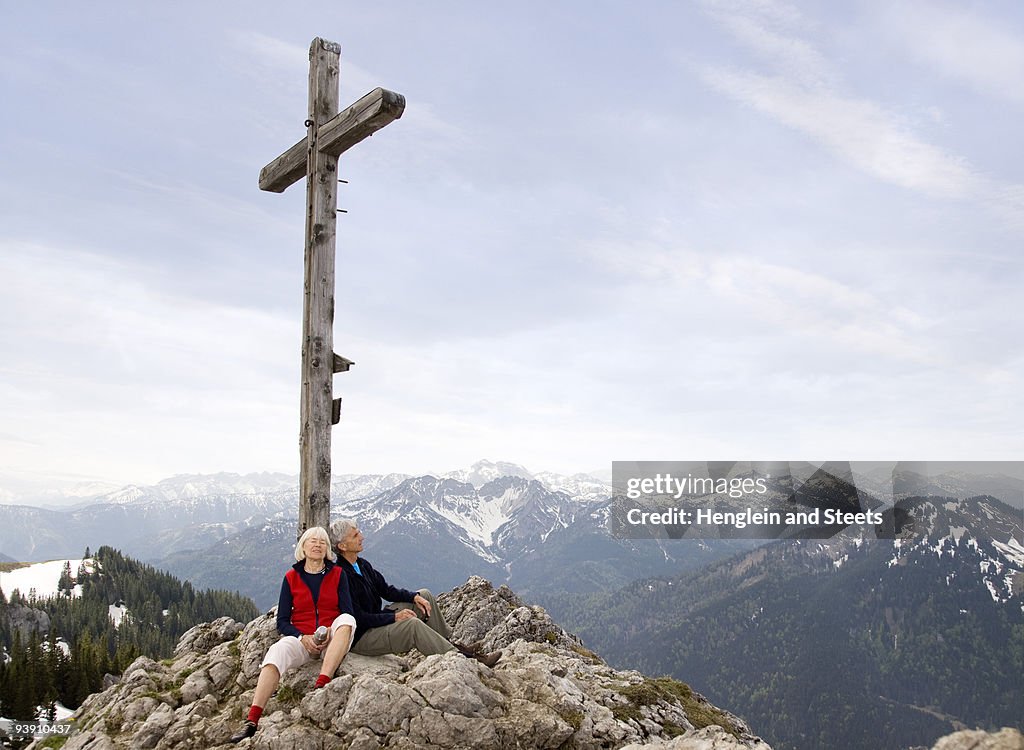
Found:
[37,576,771,750]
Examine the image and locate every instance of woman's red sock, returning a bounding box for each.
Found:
[246,705,264,725]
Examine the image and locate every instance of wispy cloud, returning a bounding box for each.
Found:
[880,1,1024,106]
[696,0,1021,214]
[705,256,935,363]
[703,0,833,88]
[700,68,981,199]
[590,238,936,366]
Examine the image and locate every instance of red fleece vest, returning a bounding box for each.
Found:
[285,566,343,634]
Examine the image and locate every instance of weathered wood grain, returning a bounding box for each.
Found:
[259,36,404,537]
[298,37,340,536]
[259,87,406,193]
[333,354,354,373]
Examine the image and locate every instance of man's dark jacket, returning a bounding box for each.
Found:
[338,556,417,643]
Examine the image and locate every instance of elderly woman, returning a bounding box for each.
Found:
[230,526,356,743]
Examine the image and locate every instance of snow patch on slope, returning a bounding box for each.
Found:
[0,558,93,600]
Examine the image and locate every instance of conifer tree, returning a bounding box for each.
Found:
[58,561,74,597]
[1,545,258,711]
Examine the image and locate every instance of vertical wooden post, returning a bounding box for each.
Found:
[299,38,341,535]
[260,37,404,541]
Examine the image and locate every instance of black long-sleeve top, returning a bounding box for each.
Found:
[337,556,416,643]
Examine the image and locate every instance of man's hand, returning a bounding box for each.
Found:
[394,608,419,623]
[413,594,432,619]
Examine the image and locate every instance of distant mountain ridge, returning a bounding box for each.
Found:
[0,462,600,561]
[157,470,740,610]
[1,462,701,611]
[559,491,1024,750]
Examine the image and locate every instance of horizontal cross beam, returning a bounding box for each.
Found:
[259,87,406,193]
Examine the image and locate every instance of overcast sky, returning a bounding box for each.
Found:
[1,1,1021,495]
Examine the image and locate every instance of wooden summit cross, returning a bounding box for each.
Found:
[258,37,405,536]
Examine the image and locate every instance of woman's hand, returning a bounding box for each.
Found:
[300,633,328,655]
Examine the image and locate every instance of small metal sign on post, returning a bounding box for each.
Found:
[258,37,405,536]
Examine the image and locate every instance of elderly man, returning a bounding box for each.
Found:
[329,518,501,667]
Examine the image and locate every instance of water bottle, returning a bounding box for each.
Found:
[313,626,328,645]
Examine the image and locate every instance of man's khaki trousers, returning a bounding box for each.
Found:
[350,588,455,656]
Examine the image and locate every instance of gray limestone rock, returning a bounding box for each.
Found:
[174,615,243,657]
[932,728,1024,750]
[179,668,214,704]
[619,725,773,750]
[441,576,523,639]
[341,673,427,734]
[407,707,500,749]
[130,703,175,749]
[59,733,118,750]
[406,651,505,718]
[300,673,353,733]
[4,602,50,640]
[34,577,773,750]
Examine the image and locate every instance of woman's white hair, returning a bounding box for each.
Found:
[294,526,335,562]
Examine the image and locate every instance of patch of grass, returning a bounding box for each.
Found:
[137,689,181,707]
[617,677,741,739]
[662,721,686,737]
[160,658,174,667]
[172,666,196,688]
[542,631,558,644]
[555,707,584,731]
[0,562,30,573]
[569,643,604,664]
[228,638,241,657]
[37,737,69,749]
[529,641,558,656]
[275,684,303,706]
[611,702,641,724]
[103,715,122,736]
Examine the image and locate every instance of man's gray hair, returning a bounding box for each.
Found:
[330,518,358,549]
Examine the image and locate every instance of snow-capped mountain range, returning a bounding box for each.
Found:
[334,473,592,558]
[0,461,610,563]
[884,495,1024,609]
[1,462,1020,618]
[761,487,1024,612]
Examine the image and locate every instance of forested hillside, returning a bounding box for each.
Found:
[0,546,258,721]
[554,518,1024,750]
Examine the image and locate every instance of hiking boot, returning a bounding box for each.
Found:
[474,650,502,668]
[229,720,257,743]
[454,643,478,658]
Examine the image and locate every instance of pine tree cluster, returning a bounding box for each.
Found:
[0,545,259,720]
